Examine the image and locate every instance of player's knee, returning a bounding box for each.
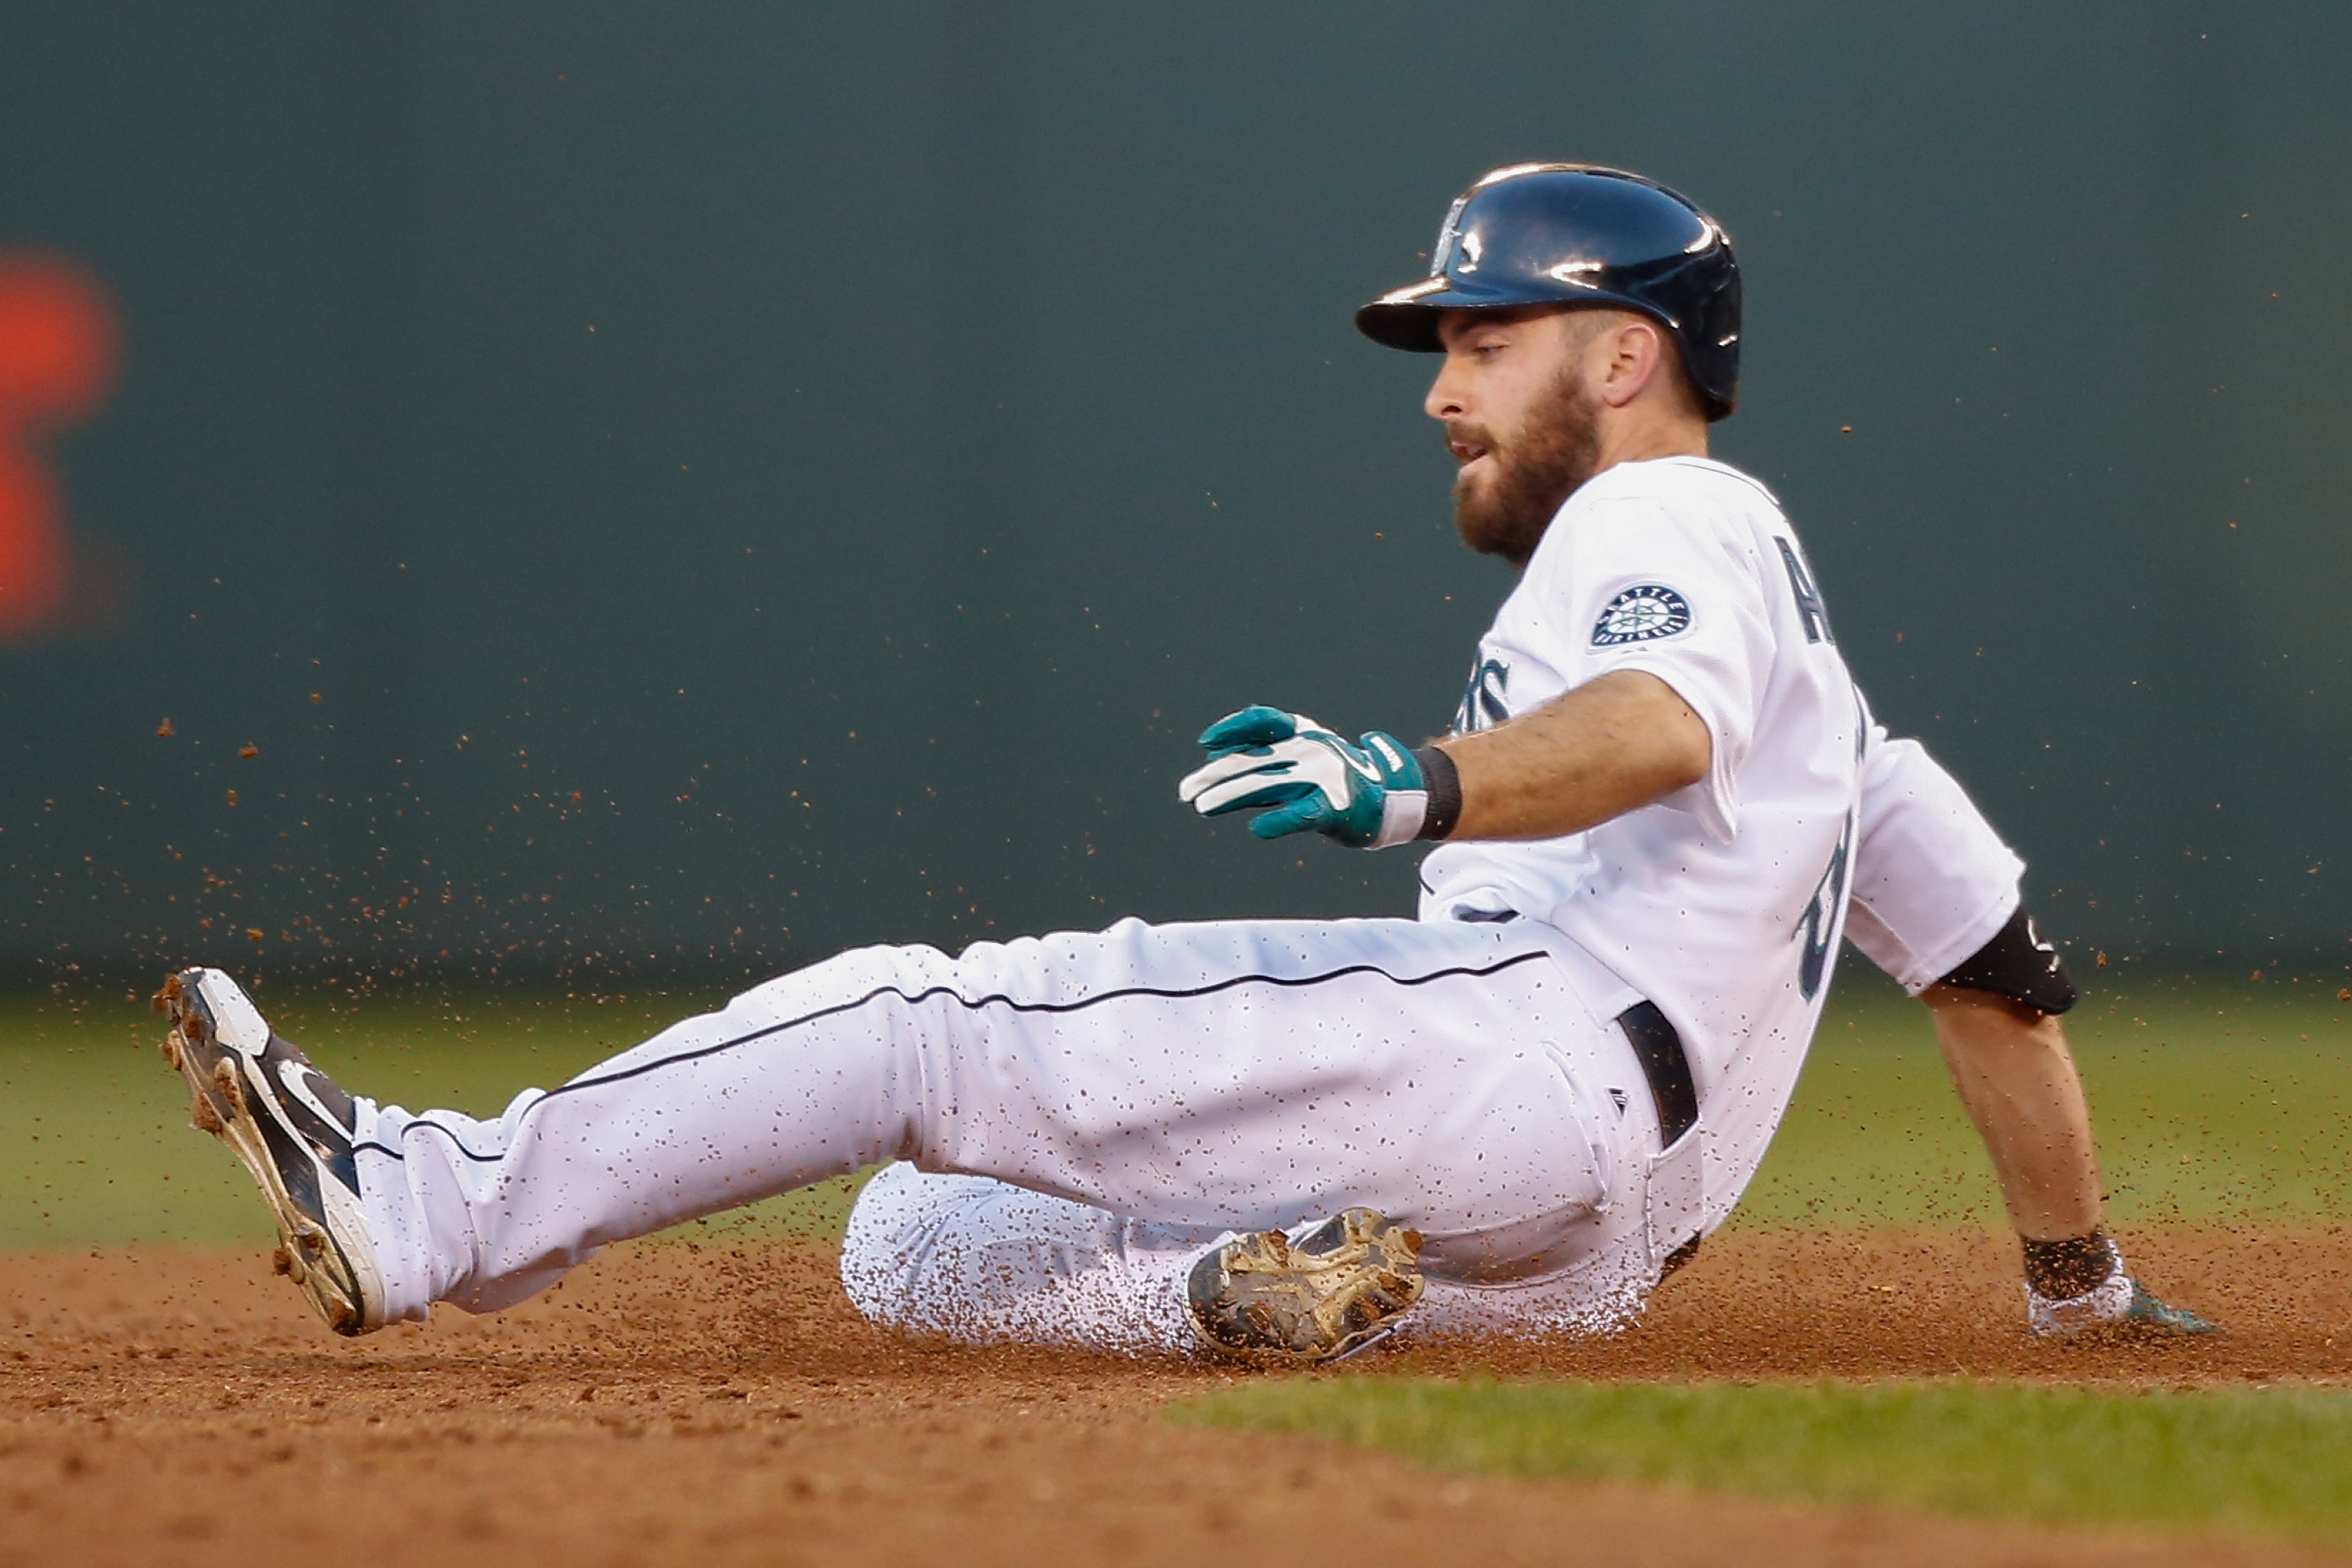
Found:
[739,938,964,1014]
[838,1164,1041,1328]
[1933,906,2078,1015]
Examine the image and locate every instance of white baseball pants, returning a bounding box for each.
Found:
[353,916,1681,1347]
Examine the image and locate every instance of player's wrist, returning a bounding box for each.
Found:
[1352,731,1457,850]
[1363,742,1461,850]
[1411,744,1462,842]
[1359,731,1428,849]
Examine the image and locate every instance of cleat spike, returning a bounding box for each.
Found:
[211,1058,244,1115]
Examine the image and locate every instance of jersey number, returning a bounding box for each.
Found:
[1774,536,1835,646]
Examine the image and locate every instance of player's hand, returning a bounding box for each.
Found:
[1177,706,1428,848]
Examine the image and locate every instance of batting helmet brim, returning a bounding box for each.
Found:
[1354,278,1544,354]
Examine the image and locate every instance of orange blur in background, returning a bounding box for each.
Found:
[0,253,118,641]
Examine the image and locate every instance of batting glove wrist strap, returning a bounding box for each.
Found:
[1411,744,1462,842]
[1178,706,1429,849]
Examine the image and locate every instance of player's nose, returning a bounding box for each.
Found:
[1423,360,1469,423]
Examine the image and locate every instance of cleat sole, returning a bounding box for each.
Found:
[158,971,379,1337]
[1189,1207,1425,1366]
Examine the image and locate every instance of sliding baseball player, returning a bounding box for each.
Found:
[157,163,2209,1361]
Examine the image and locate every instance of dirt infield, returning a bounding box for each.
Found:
[2,1229,2347,1568]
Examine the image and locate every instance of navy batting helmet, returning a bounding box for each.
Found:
[1356,163,1742,419]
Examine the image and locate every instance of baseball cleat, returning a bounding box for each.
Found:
[155,967,385,1336]
[1185,1207,1424,1365]
[2027,1274,2217,1341]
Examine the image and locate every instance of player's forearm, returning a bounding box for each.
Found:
[1923,983,2103,1240]
[1434,670,1711,841]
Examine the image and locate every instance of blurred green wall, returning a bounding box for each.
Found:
[2,2,2348,983]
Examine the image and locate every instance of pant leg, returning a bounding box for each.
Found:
[356,914,1626,1322]
[1409,1201,1656,1340]
[838,1162,1224,1355]
[838,986,1662,1356]
[837,1157,1658,1353]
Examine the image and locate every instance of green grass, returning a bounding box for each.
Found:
[1734,970,2352,1229]
[1177,1377,2352,1544]
[3,968,2347,1247]
[0,983,862,1249]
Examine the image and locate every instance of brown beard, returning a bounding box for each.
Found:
[1452,364,1604,568]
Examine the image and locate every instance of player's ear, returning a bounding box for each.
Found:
[1597,316,1665,409]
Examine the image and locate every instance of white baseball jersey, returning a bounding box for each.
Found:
[1417,455,1864,1229]
[345,452,2033,1352]
[1846,728,2027,993]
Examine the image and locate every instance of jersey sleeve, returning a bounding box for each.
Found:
[1845,719,2027,994]
[1525,497,1773,840]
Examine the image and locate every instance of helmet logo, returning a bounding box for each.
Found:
[1430,197,1469,277]
[1457,230,1483,274]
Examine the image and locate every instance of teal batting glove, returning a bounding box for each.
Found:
[1176,705,1461,848]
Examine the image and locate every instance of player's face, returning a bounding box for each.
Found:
[1425,308,1605,568]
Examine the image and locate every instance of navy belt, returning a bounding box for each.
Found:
[1616,1000,1698,1148]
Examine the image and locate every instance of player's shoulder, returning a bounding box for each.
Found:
[1537,457,1787,575]
[1575,455,1786,521]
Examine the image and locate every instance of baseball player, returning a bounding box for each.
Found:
[157,164,2210,1363]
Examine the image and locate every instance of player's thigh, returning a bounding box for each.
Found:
[924,916,1621,1240]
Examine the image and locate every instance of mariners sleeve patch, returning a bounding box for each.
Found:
[1591,584,1693,646]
